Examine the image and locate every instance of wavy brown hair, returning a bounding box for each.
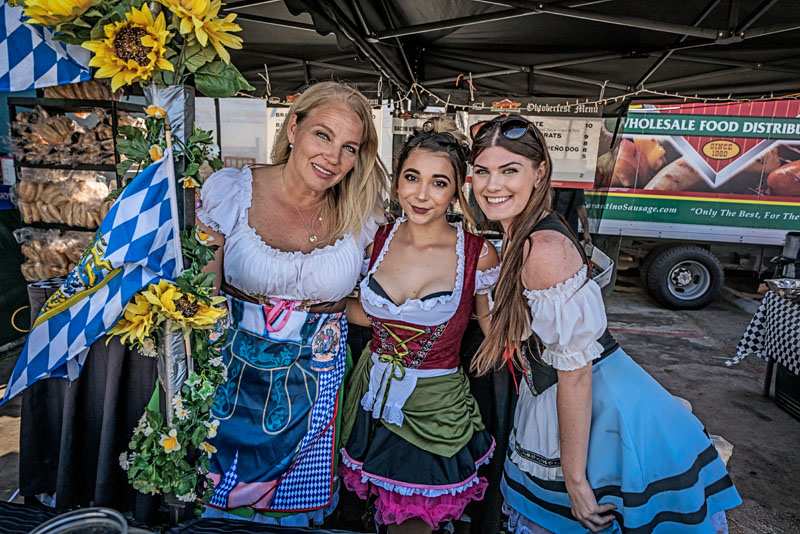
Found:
[469,116,553,376]
[393,117,474,225]
[271,81,388,238]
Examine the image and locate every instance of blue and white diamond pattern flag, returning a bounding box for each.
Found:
[1,149,183,404]
[0,1,91,93]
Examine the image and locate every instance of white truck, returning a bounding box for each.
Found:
[588,100,800,309]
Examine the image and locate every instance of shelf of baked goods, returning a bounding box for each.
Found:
[7,97,144,114]
[10,103,143,172]
[15,168,114,231]
[14,227,94,282]
[15,162,117,172]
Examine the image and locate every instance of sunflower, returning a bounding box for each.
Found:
[176,294,227,330]
[201,2,243,64]
[145,105,167,119]
[160,0,242,63]
[148,144,164,161]
[141,279,226,330]
[158,0,212,38]
[22,0,94,27]
[82,4,174,92]
[141,279,182,318]
[110,292,158,347]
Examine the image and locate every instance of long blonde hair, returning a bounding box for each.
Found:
[272,81,388,238]
[469,117,553,376]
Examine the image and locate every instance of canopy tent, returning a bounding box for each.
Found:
[223,0,800,109]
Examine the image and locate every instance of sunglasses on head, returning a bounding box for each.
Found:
[469,115,538,143]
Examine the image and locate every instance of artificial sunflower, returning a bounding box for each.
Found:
[160,0,242,63]
[22,0,94,27]
[201,1,243,64]
[82,4,174,92]
[141,279,226,330]
[175,294,227,330]
[141,279,182,318]
[110,292,158,347]
[158,0,212,39]
[145,105,167,119]
[149,144,164,161]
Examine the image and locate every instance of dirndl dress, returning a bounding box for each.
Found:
[340,220,499,529]
[196,166,380,525]
[501,215,742,533]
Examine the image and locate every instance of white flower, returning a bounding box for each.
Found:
[171,394,184,411]
[140,337,157,357]
[209,356,223,368]
[205,419,220,439]
[135,414,154,437]
[176,491,196,503]
[175,405,189,421]
[172,394,189,420]
[119,452,129,471]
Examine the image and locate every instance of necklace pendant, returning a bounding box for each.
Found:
[309,234,318,243]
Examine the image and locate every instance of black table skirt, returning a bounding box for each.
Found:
[19,285,160,519]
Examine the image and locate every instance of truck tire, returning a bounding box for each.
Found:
[638,247,664,289]
[645,246,723,309]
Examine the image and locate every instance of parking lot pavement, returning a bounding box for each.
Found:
[606,288,800,534]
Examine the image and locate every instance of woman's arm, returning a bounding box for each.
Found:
[522,230,614,532]
[475,240,500,336]
[196,220,225,294]
[346,297,370,327]
[557,366,614,531]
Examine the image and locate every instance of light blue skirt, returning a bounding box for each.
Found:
[502,347,742,533]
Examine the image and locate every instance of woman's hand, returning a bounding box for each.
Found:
[565,477,616,532]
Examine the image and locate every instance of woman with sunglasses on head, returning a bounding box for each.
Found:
[340,118,500,534]
[468,115,741,533]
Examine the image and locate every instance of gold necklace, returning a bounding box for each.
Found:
[283,165,324,244]
[294,203,324,243]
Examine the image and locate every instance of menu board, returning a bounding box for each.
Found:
[470,113,603,189]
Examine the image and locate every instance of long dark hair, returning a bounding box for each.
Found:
[469,115,553,376]
[393,117,474,225]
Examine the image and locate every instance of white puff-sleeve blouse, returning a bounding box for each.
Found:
[197,167,379,303]
[525,265,607,371]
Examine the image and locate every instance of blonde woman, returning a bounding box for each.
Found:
[468,115,741,533]
[196,82,386,526]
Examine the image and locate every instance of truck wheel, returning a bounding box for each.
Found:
[646,246,723,309]
[638,248,661,288]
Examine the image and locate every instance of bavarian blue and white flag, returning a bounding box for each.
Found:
[0,1,91,93]
[1,149,184,404]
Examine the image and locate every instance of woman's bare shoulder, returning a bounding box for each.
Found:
[521,230,584,291]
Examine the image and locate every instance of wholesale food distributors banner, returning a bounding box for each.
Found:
[589,100,800,244]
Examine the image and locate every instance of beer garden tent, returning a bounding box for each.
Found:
[222,0,800,110]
